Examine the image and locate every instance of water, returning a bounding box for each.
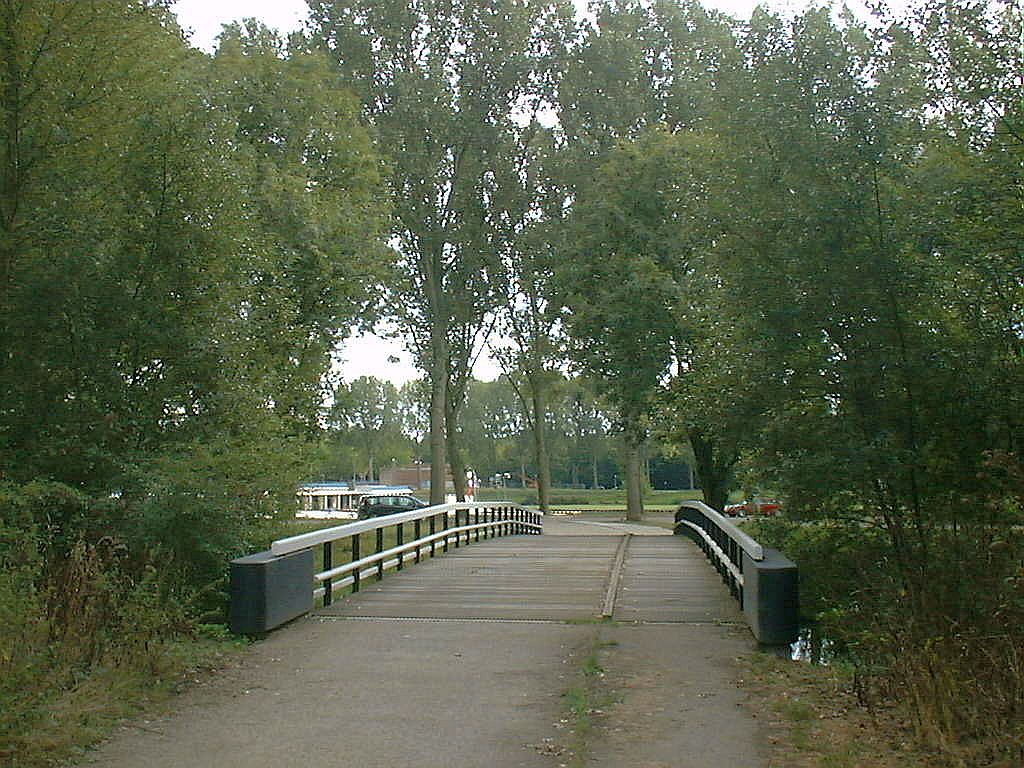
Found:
[790,626,835,664]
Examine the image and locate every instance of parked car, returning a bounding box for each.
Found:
[358,494,427,518]
[723,499,782,517]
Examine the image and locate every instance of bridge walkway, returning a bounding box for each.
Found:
[82,518,765,768]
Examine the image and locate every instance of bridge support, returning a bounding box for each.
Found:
[230,548,314,635]
[741,549,798,646]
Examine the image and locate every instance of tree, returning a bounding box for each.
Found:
[492,218,566,512]
[211,22,390,431]
[692,5,1023,752]
[559,378,615,489]
[308,0,575,504]
[559,129,704,519]
[329,376,410,481]
[0,1,389,587]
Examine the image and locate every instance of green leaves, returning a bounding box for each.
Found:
[0,3,393,613]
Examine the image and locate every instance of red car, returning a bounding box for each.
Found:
[723,499,782,517]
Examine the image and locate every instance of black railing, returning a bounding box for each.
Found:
[675,500,798,646]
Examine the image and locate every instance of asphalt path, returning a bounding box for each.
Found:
[82,518,765,767]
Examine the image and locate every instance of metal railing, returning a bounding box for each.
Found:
[674,499,798,645]
[271,501,543,605]
[674,499,764,605]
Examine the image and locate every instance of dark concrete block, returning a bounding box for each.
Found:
[742,548,799,646]
[230,548,314,635]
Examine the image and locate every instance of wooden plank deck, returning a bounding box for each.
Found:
[316,524,744,626]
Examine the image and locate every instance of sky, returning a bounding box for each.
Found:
[170,0,895,385]
[171,0,816,52]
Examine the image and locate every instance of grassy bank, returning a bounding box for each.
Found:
[474,487,703,507]
[741,652,940,768]
[0,628,247,767]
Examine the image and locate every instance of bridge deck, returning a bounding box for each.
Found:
[83,520,763,768]
[317,533,742,625]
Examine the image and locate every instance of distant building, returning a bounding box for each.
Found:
[379,463,434,491]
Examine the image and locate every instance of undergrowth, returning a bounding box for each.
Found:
[745,506,1024,767]
[0,482,274,767]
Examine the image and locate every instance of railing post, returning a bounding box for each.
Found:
[429,514,436,557]
[322,541,333,607]
[414,519,422,563]
[453,509,460,548]
[396,522,404,570]
[474,507,480,542]
[376,528,384,581]
[443,511,450,553]
[351,533,361,593]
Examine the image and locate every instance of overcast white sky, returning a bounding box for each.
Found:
[171,0,820,51]
[170,0,897,385]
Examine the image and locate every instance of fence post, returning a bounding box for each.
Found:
[351,533,361,593]
[396,522,404,570]
[376,528,384,580]
[322,541,333,607]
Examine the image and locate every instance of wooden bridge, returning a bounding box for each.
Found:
[82,505,797,768]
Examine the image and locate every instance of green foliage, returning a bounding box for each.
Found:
[0,4,388,760]
[0,0,388,593]
[552,1,1023,760]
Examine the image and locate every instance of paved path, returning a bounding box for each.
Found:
[82,519,765,767]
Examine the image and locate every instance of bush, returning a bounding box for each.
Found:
[0,481,211,766]
[748,503,1024,765]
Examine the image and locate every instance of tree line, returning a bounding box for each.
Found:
[318,373,694,491]
[0,0,1021,764]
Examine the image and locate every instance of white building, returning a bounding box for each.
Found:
[296,482,414,519]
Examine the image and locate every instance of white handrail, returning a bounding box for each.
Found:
[314,519,543,582]
[674,519,744,586]
[271,501,536,556]
[677,500,764,561]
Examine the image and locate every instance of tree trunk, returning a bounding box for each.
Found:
[530,375,552,513]
[624,434,644,521]
[592,452,599,489]
[427,274,448,505]
[688,428,734,513]
[446,396,468,502]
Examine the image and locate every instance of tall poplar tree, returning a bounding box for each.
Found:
[308,0,574,502]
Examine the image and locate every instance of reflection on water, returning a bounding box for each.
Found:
[791,626,834,664]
